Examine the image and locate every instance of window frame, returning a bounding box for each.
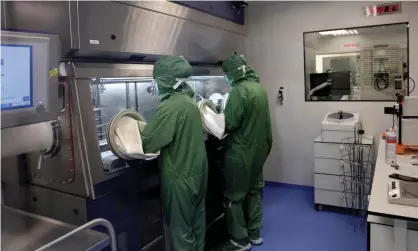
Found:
[303,22,410,102]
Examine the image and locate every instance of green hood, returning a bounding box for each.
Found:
[153,56,195,101]
[222,54,259,86]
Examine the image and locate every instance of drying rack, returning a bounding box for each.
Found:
[339,123,375,230]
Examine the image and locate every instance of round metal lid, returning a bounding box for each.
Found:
[194,94,204,103]
[107,110,146,160]
[327,111,354,120]
[197,99,217,135]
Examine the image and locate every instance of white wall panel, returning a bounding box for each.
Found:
[246,1,418,185]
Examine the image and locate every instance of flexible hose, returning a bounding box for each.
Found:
[409,77,416,95]
[374,59,389,91]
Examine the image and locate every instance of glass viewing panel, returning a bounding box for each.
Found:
[90,77,159,149]
[304,23,408,101]
[90,75,228,150]
[187,76,230,112]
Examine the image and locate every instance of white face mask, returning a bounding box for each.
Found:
[224,65,246,85]
[173,77,191,90]
[237,65,246,77]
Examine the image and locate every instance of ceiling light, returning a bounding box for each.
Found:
[319,29,358,36]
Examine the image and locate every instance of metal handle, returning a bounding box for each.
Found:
[43,121,61,158]
[37,154,43,170]
[37,121,61,171]
[35,218,117,251]
[58,81,68,113]
[58,62,70,113]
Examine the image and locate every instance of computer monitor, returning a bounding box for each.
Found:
[1,30,60,128]
[330,71,351,96]
[310,73,332,96]
[309,71,351,97]
[1,44,33,110]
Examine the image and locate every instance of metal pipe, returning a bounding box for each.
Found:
[35,218,117,251]
[135,82,139,111]
[126,82,131,109]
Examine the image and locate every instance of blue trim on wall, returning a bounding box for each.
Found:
[265,181,314,191]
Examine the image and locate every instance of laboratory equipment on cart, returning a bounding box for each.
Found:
[314,110,374,220]
[321,111,361,142]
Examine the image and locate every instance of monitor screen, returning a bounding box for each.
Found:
[1,44,33,110]
[310,72,351,97]
[310,73,332,96]
[330,71,351,95]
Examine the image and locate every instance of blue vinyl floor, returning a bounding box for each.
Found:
[253,184,367,251]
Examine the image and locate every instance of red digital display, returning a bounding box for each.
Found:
[343,43,360,48]
[365,2,401,16]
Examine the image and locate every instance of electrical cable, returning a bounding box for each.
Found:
[392,112,395,128]
[308,81,331,99]
[408,77,416,95]
[374,59,389,91]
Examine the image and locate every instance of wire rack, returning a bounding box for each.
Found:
[91,81,106,141]
[339,123,375,230]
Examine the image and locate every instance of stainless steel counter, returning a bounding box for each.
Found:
[1,206,110,251]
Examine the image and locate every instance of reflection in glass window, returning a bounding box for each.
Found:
[304,23,409,101]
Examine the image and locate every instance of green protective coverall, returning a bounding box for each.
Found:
[141,56,208,251]
[219,55,273,249]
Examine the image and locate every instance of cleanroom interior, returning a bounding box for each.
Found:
[2,1,418,251]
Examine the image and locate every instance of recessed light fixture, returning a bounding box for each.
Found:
[319,29,358,36]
